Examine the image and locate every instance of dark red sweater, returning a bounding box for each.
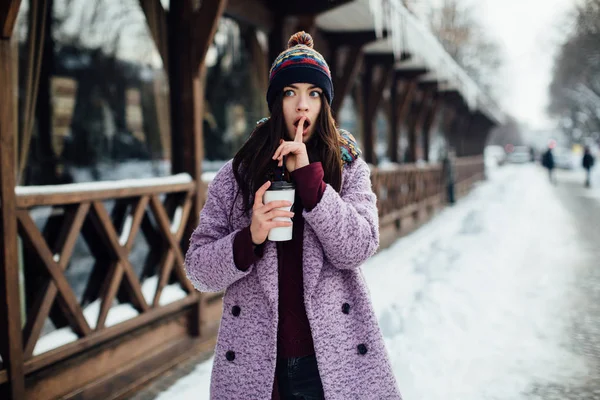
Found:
[233,162,326,355]
[233,163,326,400]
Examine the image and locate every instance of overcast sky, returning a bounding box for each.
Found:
[473,0,576,130]
[413,0,576,130]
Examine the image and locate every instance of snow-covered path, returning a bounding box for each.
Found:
[148,164,600,400]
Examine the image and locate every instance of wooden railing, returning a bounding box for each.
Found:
[0,157,485,398]
[372,163,444,227]
[0,174,218,398]
[371,156,485,245]
[454,155,486,197]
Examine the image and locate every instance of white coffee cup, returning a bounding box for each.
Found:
[263,181,295,241]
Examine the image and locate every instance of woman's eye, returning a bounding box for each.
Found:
[310,90,321,97]
[284,90,294,97]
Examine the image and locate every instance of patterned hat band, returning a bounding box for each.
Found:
[266,32,334,111]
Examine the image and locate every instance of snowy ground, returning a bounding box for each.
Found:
[151,163,600,400]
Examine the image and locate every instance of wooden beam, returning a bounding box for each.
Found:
[139,0,168,72]
[18,0,48,184]
[361,61,374,164]
[422,95,441,162]
[193,0,228,70]
[361,56,394,165]
[331,45,362,116]
[0,37,25,399]
[320,30,383,47]
[396,79,417,132]
[0,0,21,39]
[169,0,224,340]
[364,53,395,67]
[395,68,428,79]
[246,26,269,116]
[225,0,273,31]
[387,77,399,162]
[407,90,432,162]
[268,17,284,66]
[366,56,394,119]
[268,0,354,16]
[294,14,316,35]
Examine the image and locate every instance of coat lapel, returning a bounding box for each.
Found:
[302,223,324,300]
[256,241,279,313]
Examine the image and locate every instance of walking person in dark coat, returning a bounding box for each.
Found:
[542,147,556,184]
[583,146,595,188]
[442,147,456,205]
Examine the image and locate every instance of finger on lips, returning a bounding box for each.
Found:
[295,117,305,141]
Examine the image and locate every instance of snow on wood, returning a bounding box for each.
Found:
[141,276,187,306]
[119,214,133,246]
[317,0,504,124]
[171,206,183,234]
[16,173,193,196]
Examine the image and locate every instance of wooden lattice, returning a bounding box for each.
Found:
[15,182,196,361]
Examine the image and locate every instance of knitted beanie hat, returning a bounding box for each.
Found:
[266,31,334,112]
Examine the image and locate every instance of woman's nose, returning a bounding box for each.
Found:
[296,95,309,111]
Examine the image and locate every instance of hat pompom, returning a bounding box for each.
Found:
[287,31,313,49]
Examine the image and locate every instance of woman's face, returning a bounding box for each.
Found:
[282,83,322,142]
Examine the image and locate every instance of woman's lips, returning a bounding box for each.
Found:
[294,118,311,135]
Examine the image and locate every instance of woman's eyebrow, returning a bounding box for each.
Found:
[284,84,322,91]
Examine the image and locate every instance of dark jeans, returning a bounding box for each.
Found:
[447,183,455,204]
[276,354,325,400]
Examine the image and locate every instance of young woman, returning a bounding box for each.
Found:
[185,31,402,400]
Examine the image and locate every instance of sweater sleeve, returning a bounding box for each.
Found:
[184,162,254,292]
[302,158,379,271]
[233,226,265,271]
[291,162,326,211]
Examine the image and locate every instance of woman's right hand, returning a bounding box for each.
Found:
[250,181,294,245]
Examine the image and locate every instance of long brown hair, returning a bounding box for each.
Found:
[232,91,342,217]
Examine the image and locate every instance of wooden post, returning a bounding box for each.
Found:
[361,54,394,165]
[139,0,168,73]
[361,60,374,164]
[457,113,473,157]
[268,18,284,65]
[422,94,440,162]
[387,75,398,162]
[330,45,363,116]
[36,0,58,185]
[407,90,431,162]
[1,2,25,398]
[168,0,227,337]
[390,79,417,162]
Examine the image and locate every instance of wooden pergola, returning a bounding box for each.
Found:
[0,0,502,398]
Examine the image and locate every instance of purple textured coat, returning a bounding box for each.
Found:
[185,157,402,399]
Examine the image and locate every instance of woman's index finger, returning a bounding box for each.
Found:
[254,180,271,207]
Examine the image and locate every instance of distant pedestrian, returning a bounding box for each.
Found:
[583,146,595,188]
[442,148,456,204]
[542,147,555,184]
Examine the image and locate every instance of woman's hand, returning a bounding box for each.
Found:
[272,117,310,172]
[250,181,294,245]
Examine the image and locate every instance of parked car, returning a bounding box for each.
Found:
[553,147,575,169]
[506,146,531,164]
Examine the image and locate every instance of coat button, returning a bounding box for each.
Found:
[226,350,235,361]
[231,305,241,317]
[357,344,368,355]
[342,303,350,314]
